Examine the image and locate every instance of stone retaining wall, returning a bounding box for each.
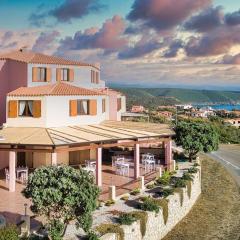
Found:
[100,168,201,240]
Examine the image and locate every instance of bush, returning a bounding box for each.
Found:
[86,231,100,240]
[193,162,200,167]
[155,171,171,186]
[120,195,129,201]
[105,199,115,206]
[162,188,174,198]
[146,183,155,189]
[188,167,198,174]
[182,172,194,181]
[174,178,187,188]
[0,225,19,240]
[130,188,141,196]
[117,213,137,225]
[139,197,160,213]
[96,224,124,240]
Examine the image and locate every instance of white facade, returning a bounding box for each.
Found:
[27,64,105,89]
[6,95,108,128]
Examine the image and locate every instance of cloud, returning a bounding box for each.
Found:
[57,15,127,54]
[184,25,240,57]
[183,6,224,32]
[163,40,183,58]
[222,53,240,64]
[127,0,212,31]
[29,0,104,26]
[225,9,240,26]
[32,31,60,53]
[118,39,162,59]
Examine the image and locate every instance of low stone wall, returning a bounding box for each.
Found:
[100,168,201,240]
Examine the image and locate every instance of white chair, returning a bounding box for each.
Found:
[20,172,28,183]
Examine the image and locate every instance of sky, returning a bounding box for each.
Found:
[0,0,239,90]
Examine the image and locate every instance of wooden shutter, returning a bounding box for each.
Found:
[102,99,106,113]
[33,100,41,118]
[69,100,77,116]
[46,68,51,82]
[32,67,38,82]
[96,71,99,84]
[56,68,61,82]
[89,100,97,115]
[69,69,74,82]
[117,98,122,111]
[8,100,18,118]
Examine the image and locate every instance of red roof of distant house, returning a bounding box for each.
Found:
[0,49,99,69]
[96,87,124,96]
[8,82,104,97]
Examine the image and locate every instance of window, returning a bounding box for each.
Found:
[61,68,69,81]
[18,100,33,117]
[102,99,106,113]
[91,70,95,83]
[37,68,47,82]
[77,100,89,115]
[91,70,100,84]
[117,98,122,111]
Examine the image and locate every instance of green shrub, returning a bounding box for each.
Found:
[86,231,100,240]
[0,225,19,240]
[188,167,198,174]
[162,188,174,198]
[174,178,187,188]
[105,199,115,206]
[130,188,141,196]
[120,195,129,201]
[146,183,155,189]
[130,211,148,237]
[155,171,171,186]
[139,197,160,213]
[193,162,200,167]
[182,172,194,181]
[118,213,137,225]
[96,224,124,240]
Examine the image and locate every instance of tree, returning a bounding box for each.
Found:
[22,166,100,240]
[174,121,219,161]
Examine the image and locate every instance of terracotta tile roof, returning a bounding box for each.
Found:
[95,87,124,96]
[8,82,104,97]
[0,49,99,69]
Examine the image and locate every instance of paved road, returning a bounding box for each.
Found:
[207,144,240,186]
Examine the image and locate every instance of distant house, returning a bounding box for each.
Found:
[175,104,193,110]
[186,109,216,118]
[157,111,173,119]
[224,118,240,128]
[131,105,145,113]
[158,105,176,110]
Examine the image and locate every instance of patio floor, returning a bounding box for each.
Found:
[0,163,161,225]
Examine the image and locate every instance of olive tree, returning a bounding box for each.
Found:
[175,121,219,161]
[22,166,100,240]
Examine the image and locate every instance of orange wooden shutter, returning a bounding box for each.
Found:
[46,68,51,82]
[89,100,97,115]
[32,67,38,82]
[69,100,77,116]
[56,68,61,82]
[8,100,18,118]
[33,100,41,118]
[69,69,74,82]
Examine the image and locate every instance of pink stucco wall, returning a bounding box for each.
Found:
[0,60,28,125]
[109,93,118,121]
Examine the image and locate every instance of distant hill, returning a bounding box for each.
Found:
[114,88,240,109]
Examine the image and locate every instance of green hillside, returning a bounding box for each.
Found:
[114,88,240,109]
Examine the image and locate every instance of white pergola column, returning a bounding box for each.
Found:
[96,147,102,187]
[164,140,172,170]
[9,151,16,192]
[51,152,57,166]
[134,143,140,179]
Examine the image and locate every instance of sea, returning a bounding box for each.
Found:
[193,104,240,111]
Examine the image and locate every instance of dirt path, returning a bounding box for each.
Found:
[163,155,240,240]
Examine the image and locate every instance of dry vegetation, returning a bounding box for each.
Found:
[163,155,240,240]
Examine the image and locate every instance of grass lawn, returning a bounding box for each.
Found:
[163,155,240,240]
